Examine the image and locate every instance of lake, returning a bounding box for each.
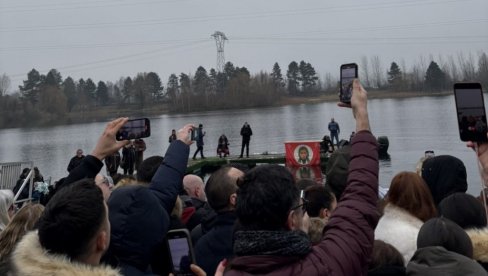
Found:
[0,95,484,196]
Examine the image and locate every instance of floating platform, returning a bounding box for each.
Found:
[186,153,329,174]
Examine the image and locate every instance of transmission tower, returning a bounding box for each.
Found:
[211,31,228,72]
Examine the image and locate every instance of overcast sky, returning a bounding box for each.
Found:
[1,0,487,91]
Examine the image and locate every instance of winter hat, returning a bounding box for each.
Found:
[421,155,467,205]
[438,192,487,229]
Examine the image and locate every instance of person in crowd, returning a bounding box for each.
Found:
[375,171,437,264]
[193,124,206,160]
[239,122,253,158]
[52,118,195,275]
[0,190,14,233]
[67,148,85,172]
[194,165,244,275]
[304,185,337,226]
[296,178,316,191]
[438,193,488,270]
[183,174,211,231]
[104,150,121,177]
[328,117,340,148]
[0,203,44,274]
[325,144,351,200]
[320,135,333,153]
[121,141,136,175]
[33,167,44,183]
[136,155,163,184]
[169,129,177,143]
[368,240,406,276]
[407,217,487,275]
[95,174,114,202]
[217,134,230,158]
[133,138,146,171]
[11,180,118,275]
[420,155,468,205]
[224,79,380,275]
[12,168,31,205]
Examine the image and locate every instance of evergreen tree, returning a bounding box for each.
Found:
[193,66,209,95]
[122,77,133,103]
[298,61,318,92]
[208,68,217,95]
[387,62,403,91]
[62,77,77,112]
[425,61,447,91]
[145,72,163,101]
[167,74,179,105]
[45,69,63,87]
[85,78,97,103]
[287,61,299,95]
[271,62,284,91]
[96,81,109,106]
[19,69,42,105]
[133,74,146,109]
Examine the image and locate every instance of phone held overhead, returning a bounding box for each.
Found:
[116,118,151,141]
[453,83,488,142]
[340,63,358,103]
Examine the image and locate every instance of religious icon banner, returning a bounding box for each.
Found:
[285,140,321,166]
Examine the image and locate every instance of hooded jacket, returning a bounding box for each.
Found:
[10,231,120,276]
[407,246,487,275]
[466,228,488,271]
[421,155,467,205]
[375,204,423,264]
[225,130,379,275]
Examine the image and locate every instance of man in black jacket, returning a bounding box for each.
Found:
[239,122,253,158]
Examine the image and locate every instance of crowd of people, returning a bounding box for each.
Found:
[1,79,488,275]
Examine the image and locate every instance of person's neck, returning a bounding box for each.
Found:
[75,253,100,266]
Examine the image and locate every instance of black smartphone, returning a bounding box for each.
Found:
[167,229,195,276]
[424,150,435,158]
[454,83,488,142]
[340,63,358,103]
[116,118,151,141]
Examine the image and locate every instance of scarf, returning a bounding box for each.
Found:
[234,230,312,256]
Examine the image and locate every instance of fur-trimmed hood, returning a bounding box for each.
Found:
[11,231,120,276]
[467,228,488,263]
[375,203,424,264]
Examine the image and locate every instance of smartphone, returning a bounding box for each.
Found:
[340,63,358,103]
[116,118,151,141]
[453,83,488,142]
[190,128,198,141]
[167,229,195,276]
[424,150,435,158]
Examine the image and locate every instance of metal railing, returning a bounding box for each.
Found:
[0,162,34,205]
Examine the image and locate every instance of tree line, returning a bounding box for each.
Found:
[0,51,487,128]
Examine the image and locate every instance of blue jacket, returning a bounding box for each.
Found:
[328,121,340,134]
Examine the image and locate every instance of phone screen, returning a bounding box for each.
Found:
[116,118,151,141]
[454,83,488,142]
[340,63,358,103]
[168,236,193,275]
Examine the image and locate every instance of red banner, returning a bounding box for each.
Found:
[288,165,323,184]
[285,141,321,166]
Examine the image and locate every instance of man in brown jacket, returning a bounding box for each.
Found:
[225,79,379,275]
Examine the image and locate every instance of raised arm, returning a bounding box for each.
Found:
[315,79,379,275]
[149,124,193,214]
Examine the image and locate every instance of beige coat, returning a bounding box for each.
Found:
[10,231,120,276]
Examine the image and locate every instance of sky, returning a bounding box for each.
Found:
[1,0,487,92]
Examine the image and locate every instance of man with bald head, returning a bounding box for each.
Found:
[183,174,210,230]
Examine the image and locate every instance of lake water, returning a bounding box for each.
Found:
[0,95,485,196]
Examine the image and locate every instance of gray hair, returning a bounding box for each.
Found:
[0,190,14,231]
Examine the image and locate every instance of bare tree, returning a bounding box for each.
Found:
[0,73,11,96]
[360,56,371,88]
[457,52,476,81]
[446,55,460,82]
[323,73,336,93]
[370,55,383,89]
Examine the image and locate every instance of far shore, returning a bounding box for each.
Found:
[1,90,453,129]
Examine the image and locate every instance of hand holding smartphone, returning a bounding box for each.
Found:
[167,229,195,276]
[340,63,358,103]
[454,83,488,142]
[116,118,151,141]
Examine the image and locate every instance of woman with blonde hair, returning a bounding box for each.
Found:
[0,190,15,232]
[0,203,44,273]
[375,171,437,264]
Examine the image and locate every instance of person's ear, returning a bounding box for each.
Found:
[229,193,237,207]
[286,210,300,230]
[320,208,331,219]
[95,230,109,253]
